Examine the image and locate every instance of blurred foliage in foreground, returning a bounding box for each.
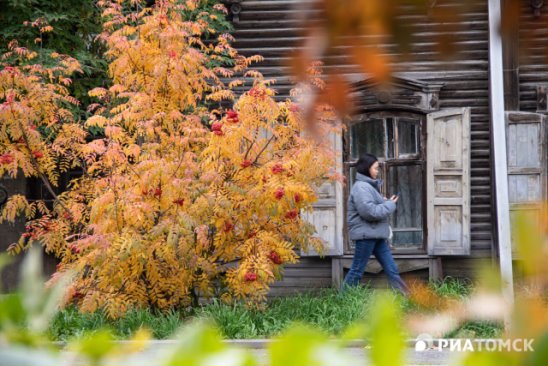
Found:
[0,206,547,365]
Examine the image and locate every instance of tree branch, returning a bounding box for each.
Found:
[13,111,73,218]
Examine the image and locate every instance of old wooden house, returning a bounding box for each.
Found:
[1,0,547,295]
[218,0,548,295]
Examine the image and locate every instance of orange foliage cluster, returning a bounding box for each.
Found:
[0,40,84,223]
[1,0,341,318]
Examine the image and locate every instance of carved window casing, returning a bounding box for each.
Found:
[344,77,443,254]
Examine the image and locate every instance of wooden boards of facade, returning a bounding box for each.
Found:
[230,0,494,256]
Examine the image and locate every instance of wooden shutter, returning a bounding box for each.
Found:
[505,112,547,254]
[426,108,471,255]
[301,131,344,256]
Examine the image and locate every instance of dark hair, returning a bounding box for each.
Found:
[356,153,378,177]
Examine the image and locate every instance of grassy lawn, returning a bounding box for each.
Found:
[48,278,504,341]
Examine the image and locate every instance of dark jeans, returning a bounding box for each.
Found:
[342,239,409,295]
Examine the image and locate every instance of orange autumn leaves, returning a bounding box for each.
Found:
[57,83,335,316]
[0,0,340,318]
[0,50,82,183]
[0,41,84,227]
[202,86,338,304]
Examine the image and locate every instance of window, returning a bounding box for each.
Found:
[345,112,426,253]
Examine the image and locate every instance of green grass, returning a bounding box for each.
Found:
[49,306,188,341]
[445,321,504,339]
[49,286,377,341]
[429,276,472,298]
[48,278,503,341]
[194,286,377,339]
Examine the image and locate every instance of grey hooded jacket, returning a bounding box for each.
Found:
[347,173,396,240]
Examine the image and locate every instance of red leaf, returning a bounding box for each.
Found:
[269,251,283,265]
[285,209,298,220]
[274,187,285,200]
[226,110,239,123]
[244,272,257,282]
[271,163,284,174]
[32,150,44,159]
[0,154,15,165]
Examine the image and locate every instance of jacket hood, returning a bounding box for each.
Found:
[356,172,382,191]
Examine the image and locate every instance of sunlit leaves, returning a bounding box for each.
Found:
[270,324,342,366]
[2,1,340,317]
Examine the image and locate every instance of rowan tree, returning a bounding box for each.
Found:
[2,0,340,317]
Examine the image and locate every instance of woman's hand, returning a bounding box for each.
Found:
[389,195,399,203]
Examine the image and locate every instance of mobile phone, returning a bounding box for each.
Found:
[394,192,401,198]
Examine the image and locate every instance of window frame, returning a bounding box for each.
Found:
[343,110,428,254]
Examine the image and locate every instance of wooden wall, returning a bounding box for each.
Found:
[269,257,332,296]
[518,1,548,113]
[0,175,27,291]
[231,0,496,290]
[0,176,57,291]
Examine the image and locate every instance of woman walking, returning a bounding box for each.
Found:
[343,153,409,295]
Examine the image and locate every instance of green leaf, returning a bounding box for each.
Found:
[269,323,355,366]
[0,294,26,328]
[166,320,226,366]
[527,331,548,366]
[70,329,115,365]
[367,292,406,366]
[269,323,325,366]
